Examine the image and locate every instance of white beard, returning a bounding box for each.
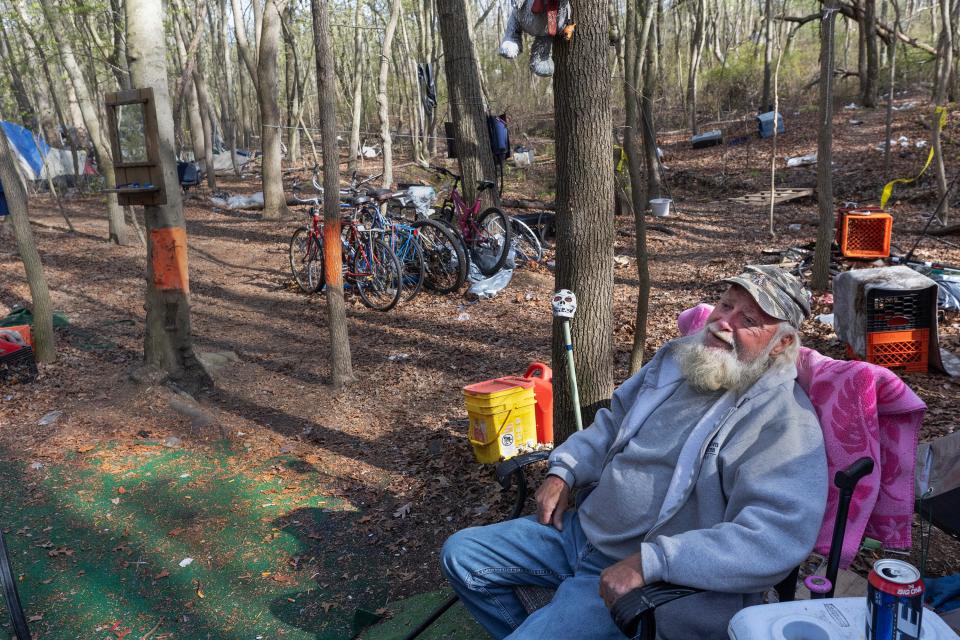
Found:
[674,326,775,394]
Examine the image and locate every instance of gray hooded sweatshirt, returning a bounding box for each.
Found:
[547,340,828,639]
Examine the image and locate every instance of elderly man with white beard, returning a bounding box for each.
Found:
[441,265,828,640]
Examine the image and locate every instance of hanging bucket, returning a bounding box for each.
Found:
[650,198,673,217]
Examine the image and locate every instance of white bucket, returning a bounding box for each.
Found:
[649,198,672,217]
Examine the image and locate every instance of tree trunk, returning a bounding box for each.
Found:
[436,0,498,207]
[627,0,657,374]
[258,0,290,220]
[0,18,35,128]
[687,0,707,134]
[642,28,662,203]
[883,0,900,180]
[233,0,260,88]
[219,0,242,176]
[378,0,402,188]
[311,0,356,389]
[348,0,365,174]
[761,0,773,110]
[932,0,952,224]
[125,0,211,390]
[38,0,130,246]
[0,129,55,363]
[551,0,616,444]
[812,1,838,292]
[862,0,880,106]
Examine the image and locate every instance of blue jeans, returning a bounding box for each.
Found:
[440,511,628,639]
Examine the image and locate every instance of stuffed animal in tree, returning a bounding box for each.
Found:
[499,0,574,77]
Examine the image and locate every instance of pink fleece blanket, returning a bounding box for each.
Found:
[678,304,925,566]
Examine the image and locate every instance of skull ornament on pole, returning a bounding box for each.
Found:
[551,289,583,431]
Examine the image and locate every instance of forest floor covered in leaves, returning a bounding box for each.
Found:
[2,94,960,638]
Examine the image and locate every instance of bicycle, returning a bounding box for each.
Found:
[509,217,544,266]
[429,166,512,277]
[288,198,403,312]
[361,184,468,295]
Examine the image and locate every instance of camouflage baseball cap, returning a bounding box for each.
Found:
[722,265,811,329]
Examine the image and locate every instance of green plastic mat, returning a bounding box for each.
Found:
[0,443,467,639]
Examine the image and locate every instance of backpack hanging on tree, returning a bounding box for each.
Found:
[487,114,511,195]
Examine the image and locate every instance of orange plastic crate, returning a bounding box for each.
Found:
[862,328,929,373]
[838,211,892,259]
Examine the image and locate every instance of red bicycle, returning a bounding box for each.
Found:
[430,166,512,276]
[288,202,403,312]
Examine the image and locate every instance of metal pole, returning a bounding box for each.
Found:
[561,319,583,431]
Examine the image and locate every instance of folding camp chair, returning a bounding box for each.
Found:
[0,530,32,640]
[404,452,874,640]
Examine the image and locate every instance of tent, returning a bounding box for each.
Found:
[0,121,88,182]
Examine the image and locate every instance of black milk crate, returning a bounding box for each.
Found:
[866,287,936,332]
[0,346,37,384]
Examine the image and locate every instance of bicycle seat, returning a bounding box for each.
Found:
[477,180,496,191]
[351,195,372,206]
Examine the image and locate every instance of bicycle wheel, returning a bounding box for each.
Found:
[509,217,544,266]
[0,531,31,640]
[289,227,324,293]
[412,219,467,294]
[353,238,403,312]
[396,228,425,302]
[470,207,512,276]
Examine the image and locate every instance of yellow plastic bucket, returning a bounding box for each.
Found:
[463,377,538,464]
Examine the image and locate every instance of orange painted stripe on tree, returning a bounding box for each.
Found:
[323,223,343,285]
[150,227,190,293]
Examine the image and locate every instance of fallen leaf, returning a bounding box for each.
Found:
[168,527,185,537]
[393,502,413,519]
[27,614,42,622]
[321,602,335,613]
[117,487,126,494]
[154,569,170,580]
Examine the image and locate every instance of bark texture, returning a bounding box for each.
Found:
[311,0,356,388]
[125,0,211,389]
[812,2,838,291]
[259,0,290,219]
[436,0,498,206]
[552,0,616,444]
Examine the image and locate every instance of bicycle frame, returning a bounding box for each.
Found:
[304,207,384,284]
[443,175,485,244]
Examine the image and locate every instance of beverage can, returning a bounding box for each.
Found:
[866,559,924,640]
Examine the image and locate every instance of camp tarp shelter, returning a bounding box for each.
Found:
[0,121,88,181]
[211,149,253,174]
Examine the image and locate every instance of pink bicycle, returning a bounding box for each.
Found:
[430,166,512,276]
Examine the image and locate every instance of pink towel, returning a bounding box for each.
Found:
[678,304,924,566]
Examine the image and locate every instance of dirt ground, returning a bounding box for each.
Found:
[2,93,959,637]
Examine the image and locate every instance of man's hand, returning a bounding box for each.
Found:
[534,475,570,530]
[599,553,645,608]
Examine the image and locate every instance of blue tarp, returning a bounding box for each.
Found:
[0,121,50,179]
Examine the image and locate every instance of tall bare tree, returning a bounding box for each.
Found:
[37,0,131,245]
[125,0,210,389]
[861,0,880,106]
[348,0,365,174]
[931,0,952,224]
[378,0,402,187]
[259,0,290,219]
[311,0,356,388]
[436,0,498,207]
[812,1,838,291]
[0,129,55,362]
[552,0,616,443]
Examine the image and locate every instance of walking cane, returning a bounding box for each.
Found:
[551,289,583,431]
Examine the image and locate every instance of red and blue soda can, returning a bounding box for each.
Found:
[866,559,924,640]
